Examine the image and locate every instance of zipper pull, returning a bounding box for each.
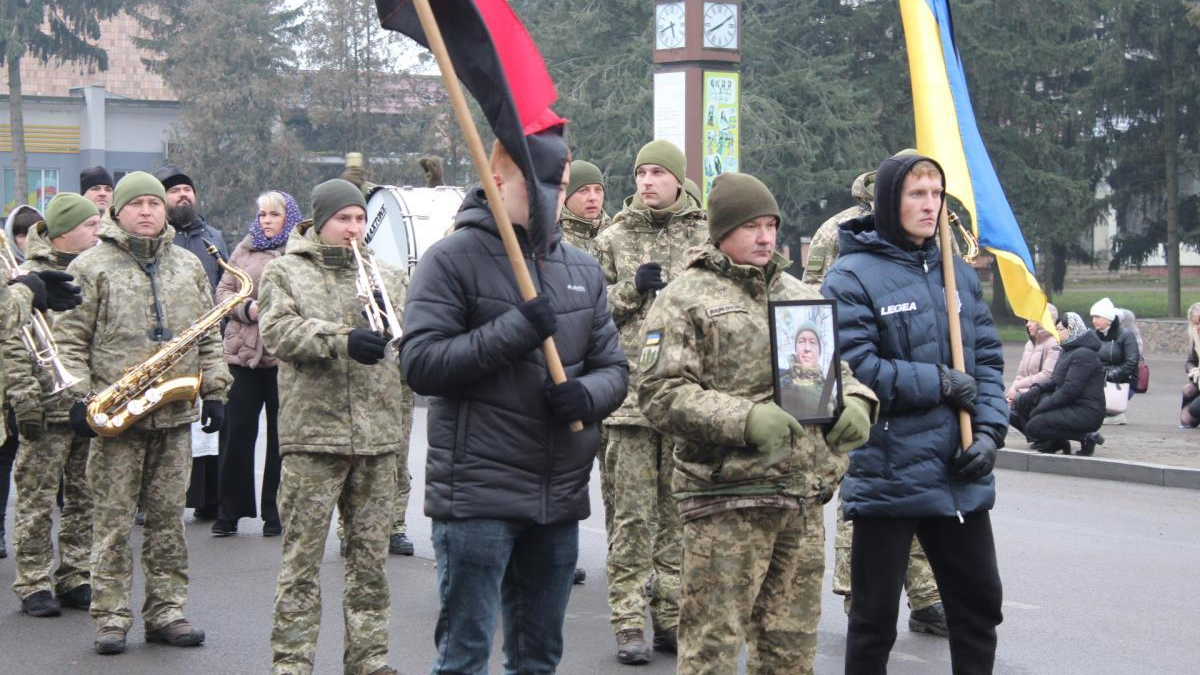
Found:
[956,510,964,524]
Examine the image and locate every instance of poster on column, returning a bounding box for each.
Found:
[701,71,739,207]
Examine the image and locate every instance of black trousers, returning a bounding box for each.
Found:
[216,365,280,523]
[845,512,1004,675]
[0,408,17,533]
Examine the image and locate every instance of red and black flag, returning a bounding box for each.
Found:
[376,0,568,257]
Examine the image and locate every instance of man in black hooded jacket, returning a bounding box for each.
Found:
[400,142,628,674]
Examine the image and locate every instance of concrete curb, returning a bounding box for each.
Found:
[998,449,1200,490]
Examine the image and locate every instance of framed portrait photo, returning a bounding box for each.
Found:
[768,299,842,424]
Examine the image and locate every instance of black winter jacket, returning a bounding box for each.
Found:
[171,214,229,292]
[822,154,1007,519]
[1095,315,1139,384]
[400,187,628,525]
[1027,331,1105,432]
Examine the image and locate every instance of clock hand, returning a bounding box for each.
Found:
[710,16,733,32]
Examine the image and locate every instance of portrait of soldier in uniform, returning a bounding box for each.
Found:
[773,301,841,423]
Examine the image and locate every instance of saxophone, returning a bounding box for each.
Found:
[85,245,252,437]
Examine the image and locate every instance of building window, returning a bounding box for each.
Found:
[3,168,59,214]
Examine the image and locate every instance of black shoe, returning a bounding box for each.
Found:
[211,519,237,537]
[389,533,414,556]
[1030,439,1057,454]
[94,625,126,655]
[652,625,677,653]
[615,628,651,665]
[21,590,62,617]
[192,507,218,521]
[262,520,282,537]
[57,584,92,610]
[573,568,587,585]
[909,602,949,637]
[134,510,145,526]
[1078,432,1105,457]
[145,618,206,647]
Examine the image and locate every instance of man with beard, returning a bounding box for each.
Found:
[154,165,230,521]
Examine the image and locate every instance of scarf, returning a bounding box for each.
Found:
[1060,312,1088,346]
[249,192,302,251]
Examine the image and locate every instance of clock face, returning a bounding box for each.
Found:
[703,2,738,49]
[655,2,686,50]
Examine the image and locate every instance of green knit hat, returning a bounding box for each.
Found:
[312,178,367,233]
[112,171,167,217]
[684,178,702,204]
[634,139,685,186]
[44,192,100,239]
[707,172,781,243]
[566,160,603,198]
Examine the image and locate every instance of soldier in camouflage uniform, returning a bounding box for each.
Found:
[56,172,230,654]
[803,167,948,635]
[593,139,706,663]
[638,172,877,674]
[259,179,406,675]
[558,159,611,256]
[7,193,100,617]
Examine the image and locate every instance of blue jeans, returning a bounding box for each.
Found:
[430,518,579,675]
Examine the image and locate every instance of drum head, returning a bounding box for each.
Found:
[366,186,464,272]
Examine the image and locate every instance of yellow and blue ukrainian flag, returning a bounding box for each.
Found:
[899,0,1055,333]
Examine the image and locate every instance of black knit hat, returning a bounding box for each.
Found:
[80,165,114,194]
[153,163,194,191]
[706,172,781,244]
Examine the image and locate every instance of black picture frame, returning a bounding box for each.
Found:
[768,299,842,424]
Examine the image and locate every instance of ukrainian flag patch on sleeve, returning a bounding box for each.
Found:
[639,330,663,372]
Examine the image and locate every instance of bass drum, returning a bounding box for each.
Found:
[365,185,465,272]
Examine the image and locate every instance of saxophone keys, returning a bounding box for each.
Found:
[145,388,163,404]
[127,400,146,416]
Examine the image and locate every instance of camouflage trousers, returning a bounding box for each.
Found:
[88,424,192,632]
[11,422,92,599]
[678,505,824,675]
[597,426,613,538]
[271,452,395,675]
[833,493,941,611]
[604,425,680,632]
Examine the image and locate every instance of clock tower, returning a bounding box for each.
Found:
[651,0,741,207]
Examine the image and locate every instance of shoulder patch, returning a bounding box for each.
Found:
[706,304,747,318]
[639,330,663,372]
[805,254,824,271]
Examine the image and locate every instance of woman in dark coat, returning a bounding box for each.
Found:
[1090,297,1139,425]
[1012,312,1107,455]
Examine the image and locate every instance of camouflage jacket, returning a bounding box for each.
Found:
[638,244,878,503]
[558,207,611,257]
[4,222,84,422]
[802,204,871,286]
[56,219,231,430]
[594,192,707,426]
[0,278,32,443]
[259,221,409,457]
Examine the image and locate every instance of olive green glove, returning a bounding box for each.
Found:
[745,403,805,468]
[824,395,873,454]
[16,407,45,442]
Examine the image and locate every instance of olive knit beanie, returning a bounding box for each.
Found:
[44,192,100,239]
[707,172,781,244]
[684,178,702,204]
[634,139,686,186]
[312,179,367,233]
[112,171,167,217]
[566,160,604,198]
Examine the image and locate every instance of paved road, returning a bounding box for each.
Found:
[1,407,1198,674]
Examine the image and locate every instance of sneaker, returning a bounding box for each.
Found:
[652,625,678,653]
[615,627,651,665]
[389,533,415,556]
[908,602,950,637]
[145,618,206,647]
[57,584,92,610]
[21,590,62,617]
[262,520,283,537]
[211,519,237,537]
[573,568,587,585]
[1102,413,1127,426]
[94,625,127,655]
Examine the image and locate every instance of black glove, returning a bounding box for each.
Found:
[200,400,225,433]
[24,270,82,312]
[634,262,666,295]
[547,378,593,422]
[938,364,977,415]
[13,273,47,312]
[955,433,997,482]
[17,409,44,442]
[347,328,388,365]
[68,401,98,439]
[517,296,557,341]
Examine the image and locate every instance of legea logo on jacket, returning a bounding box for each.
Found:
[880,301,918,316]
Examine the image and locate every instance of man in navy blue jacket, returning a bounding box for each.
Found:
[822,153,1006,675]
[400,143,628,674]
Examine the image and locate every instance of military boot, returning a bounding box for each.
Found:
[21,590,62,617]
[389,533,414,556]
[57,584,92,610]
[908,602,949,637]
[95,626,127,655]
[615,628,651,665]
[146,618,206,647]
[652,624,678,653]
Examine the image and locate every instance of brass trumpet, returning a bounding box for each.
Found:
[0,229,81,394]
[351,239,402,358]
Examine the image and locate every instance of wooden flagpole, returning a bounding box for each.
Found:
[938,206,974,452]
[412,0,582,432]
